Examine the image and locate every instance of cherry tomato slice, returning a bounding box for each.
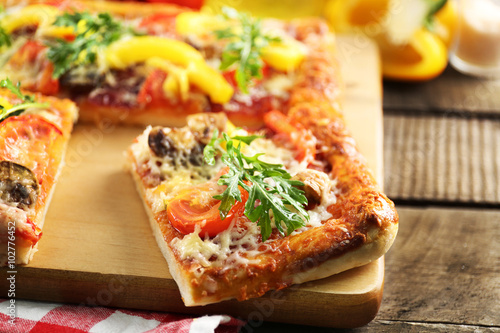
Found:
[167,178,249,237]
[0,114,63,185]
[7,41,59,95]
[138,12,178,35]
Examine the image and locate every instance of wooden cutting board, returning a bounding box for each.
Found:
[0,35,384,328]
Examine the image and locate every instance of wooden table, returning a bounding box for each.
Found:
[250,67,500,332]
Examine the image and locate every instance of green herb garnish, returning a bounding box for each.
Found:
[0,25,11,48]
[46,11,133,78]
[215,7,280,94]
[204,130,309,241]
[0,78,49,122]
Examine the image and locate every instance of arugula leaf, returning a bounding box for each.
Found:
[204,130,309,241]
[0,25,10,48]
[215,7,280,94]
[0,78,49,122]
[46,11,136,78]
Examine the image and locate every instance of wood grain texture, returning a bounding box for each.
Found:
[0,36,388,328]
[384,66,500,115]
[381,207,500,327]
[247,320,500,333]
[250,206,500,332]
[384,112,500,204]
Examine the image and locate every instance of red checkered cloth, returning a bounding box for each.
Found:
[0,299,244,333]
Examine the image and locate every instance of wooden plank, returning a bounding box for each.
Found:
[383,113,500,204]
[383,66,500,114]
[0,36,386,328]
[249,320,500,332]
[379,207,500,327]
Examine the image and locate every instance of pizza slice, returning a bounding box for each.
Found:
[0,78,78,266]
[0,1,341,128]
[127,107,399,306]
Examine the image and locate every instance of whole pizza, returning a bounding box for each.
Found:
[0,0,399,307]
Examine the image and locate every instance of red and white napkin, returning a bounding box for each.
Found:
[0,299,244,333]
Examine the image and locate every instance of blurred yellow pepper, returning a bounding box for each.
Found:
[2,4,74,39]
[324,0,457,81]
[176,12,306,72]
[106,36,234,104]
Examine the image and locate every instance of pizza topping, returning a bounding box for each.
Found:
[0,161,39,210]
[292,169,331,204]
[1,5,64,37]
[178,8,306,93]
[171,217,264,268]
[186,113,228,145]
[204,128,309,241]
[105,36,234,104]
[214,7,281,94]
[148,127,177,158]
[46,10,137,79]
[0,25,11,49]
[167,176,249,238]
[0,78,49,123]
[263,110,316,164]
[0,202,41,245]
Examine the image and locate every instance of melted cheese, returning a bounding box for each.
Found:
[171,217,264,270]
[130,127,222,213]
[132,117,337,271]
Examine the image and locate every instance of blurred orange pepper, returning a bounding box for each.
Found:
[324,0,457,81]
[377,28,448,81]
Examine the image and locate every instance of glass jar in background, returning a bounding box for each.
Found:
[203,0,328,19]
[449,0,500,78]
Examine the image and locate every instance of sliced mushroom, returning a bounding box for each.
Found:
[188,143,205,166]
[148,127,177,158]
[0,161,39,210]
[292,169,331,204]
[187,113,228,145]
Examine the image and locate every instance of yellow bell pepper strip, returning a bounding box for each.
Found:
[379,28,448,81]
[105,36,234,104]
[106,36,204,68]
[146,57,190,102]
[176,12,228,35]
[261,39,307,72]
[176,11,306,73]
[0,97,13,110]
[1,4,74,38]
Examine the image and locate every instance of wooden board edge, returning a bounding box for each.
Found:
[0,257,383,328]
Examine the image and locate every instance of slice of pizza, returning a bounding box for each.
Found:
[127,108,399,306]
[0,78,78,266]
[0,1,340,128]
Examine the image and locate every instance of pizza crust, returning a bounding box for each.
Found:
[288,223,398,285]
